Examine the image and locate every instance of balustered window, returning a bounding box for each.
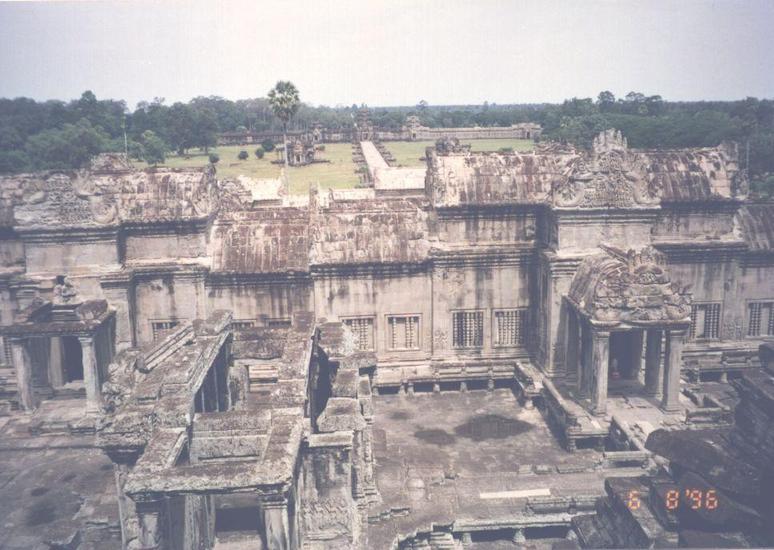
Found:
[493,309,527,347]
[151,319,180,341]
[343,317,375,351]
[748,302,774,337]
[1,337,12,366]
[689,303,721,340]
[387,315,420,350]
[452,310,484,349]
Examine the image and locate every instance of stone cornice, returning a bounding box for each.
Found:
[127,263,210,282]
[310,261,430,278]
[120,217,211,236]
[430,245,535,267]
[17,225,120,244]
[434,203,542,219]
[550,208,660,223]
[207,270,312,286]
[654,240,747,262]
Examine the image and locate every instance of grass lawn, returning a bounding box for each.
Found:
[134,143,359,196]
[385,138,535,167]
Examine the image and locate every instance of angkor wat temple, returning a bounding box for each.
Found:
[0,130,772,549]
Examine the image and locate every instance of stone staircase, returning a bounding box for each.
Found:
[428,530,457,549]
[247,362,279,393]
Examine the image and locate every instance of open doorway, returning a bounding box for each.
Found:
[62,336,83,383]
[608,332,644,393]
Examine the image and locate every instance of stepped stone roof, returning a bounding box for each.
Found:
[736,203,774,252]
[212,208,310,274]
[310,199,431,266]
[426,130,747,209]
[0,157,215,229]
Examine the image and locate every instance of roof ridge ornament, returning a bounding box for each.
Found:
[553,129,661,208]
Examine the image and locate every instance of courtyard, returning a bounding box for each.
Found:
[0,441,120,549]
[385,138,534,167]
[133,142,360,195]
[367,389,640,548]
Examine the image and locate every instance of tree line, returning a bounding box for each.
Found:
[0,89,772,197]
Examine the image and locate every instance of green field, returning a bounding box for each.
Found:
[386,138,535,167]
[134,143,359,196]
[133,139,534,194]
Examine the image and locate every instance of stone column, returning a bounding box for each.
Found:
[48,336,65,388]
[591,330,610,416]
[78,336,101,413]
[579,321,593,398]
[262,496,290,550]
[661,330,685,413]
[644,330,663,397]
[100,277,136,352]
[135,496,166,550]
[564,308,580,386]
[11,338,36,411]
[629,331,644,381]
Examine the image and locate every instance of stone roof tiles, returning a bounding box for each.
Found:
[427,150,568,207]
[736,203,774,252]
[310,199,431,265]
[212,208,310,274]
[0,160,215,229]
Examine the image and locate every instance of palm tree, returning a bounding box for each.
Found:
[268,81,300,170]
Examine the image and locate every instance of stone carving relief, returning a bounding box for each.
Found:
[53,276,78,304]
[553,129,662,209]
[15,174,118,227]
[576,246,692,324]
[301,496,353,536]
[723,317,743,340]
[432,329,448,351]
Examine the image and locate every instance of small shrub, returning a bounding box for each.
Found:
[261,139,275,152]
[254,146,264,159]
[498,147,514,153]
[237,150,248,161]
[208,153,219,164]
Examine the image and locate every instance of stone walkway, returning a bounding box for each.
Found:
[360,141,390,179]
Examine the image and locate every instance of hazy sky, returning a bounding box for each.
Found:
[1,0,773,109]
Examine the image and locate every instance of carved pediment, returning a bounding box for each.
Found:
[553,129,662,208]
[15,173,118,228]
[569,245,691,325]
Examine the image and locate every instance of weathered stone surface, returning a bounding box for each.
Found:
[567,245,690,325]
[645,429,762,496]
[676,471,764,531]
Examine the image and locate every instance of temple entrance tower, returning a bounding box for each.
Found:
[564,246,691,415]
[0,294,116,413]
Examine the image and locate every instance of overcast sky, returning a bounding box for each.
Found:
[0,0,772,109]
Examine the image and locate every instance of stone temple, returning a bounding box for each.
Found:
[0,130,773,549]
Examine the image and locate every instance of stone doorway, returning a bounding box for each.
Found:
[62,336,84,383]
[608,331,644,392]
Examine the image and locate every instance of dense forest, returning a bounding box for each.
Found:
[0,90,772,196]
